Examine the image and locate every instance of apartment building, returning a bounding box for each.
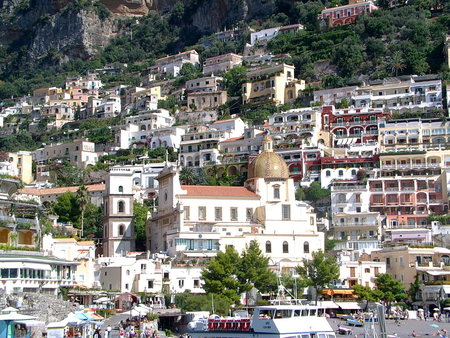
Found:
[215,128,266,179]
[6,151,33,184]
[242,63,306,106]
[369,150,449,231]
[268,108,324,146]
[202,53,243,75]
[330,179,382,253]
[96,94,121,119]
[319,145,379,187]
[322,105,390,146]
[318,0,378,27]
[35,138,101,168]
[179,118,246,168]
[313,86,359,106]
[355,76,442,114]
[148,49,200,79]
[65,74,103,90]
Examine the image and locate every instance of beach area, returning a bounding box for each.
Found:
[328,318,450,338]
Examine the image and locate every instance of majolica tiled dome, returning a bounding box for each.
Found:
[248,135,289,179]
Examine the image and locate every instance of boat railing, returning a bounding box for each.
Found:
[207,318,251,331]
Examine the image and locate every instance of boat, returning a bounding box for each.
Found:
[187,302,336,338]
[346,318,364,327]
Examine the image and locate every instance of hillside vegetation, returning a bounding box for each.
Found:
[0,0,449,100]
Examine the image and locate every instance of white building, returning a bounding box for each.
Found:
[150,135,325,275]
[330,179,382,253]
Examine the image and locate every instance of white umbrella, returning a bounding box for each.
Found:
[418,309,424,311]
[133,306,150,314]
[121,308,143,317]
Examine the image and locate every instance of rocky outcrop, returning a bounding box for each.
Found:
[0,0,289,67]
[28,9,119,62]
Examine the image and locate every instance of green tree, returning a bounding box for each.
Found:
[295,186,306,201]
[389,51,406,77]
[334,37,363,78]
[222,66,247,97]
[76,185,89,238]
[376,273,408,312]
[201,246,242,304]
[237,241,277,305]
[409,274,421,303]
[53,191,79,227]
[296,249,340,304]
[305,182,330,207]
[134,201,149,251]
[175,292,231,316]
[82,203,103,238]
[352,284,383,311]
[180,167,197,185]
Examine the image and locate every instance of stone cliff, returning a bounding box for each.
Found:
[0,0,282,66]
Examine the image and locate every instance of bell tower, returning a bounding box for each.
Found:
[103,169,135,257]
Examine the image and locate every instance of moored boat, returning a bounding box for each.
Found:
[188,303,336,338]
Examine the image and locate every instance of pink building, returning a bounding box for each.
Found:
[318,0,378,27]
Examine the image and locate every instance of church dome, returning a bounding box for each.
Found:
[248,135,289,179]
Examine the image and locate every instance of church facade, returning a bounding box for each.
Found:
[148,136,325,274]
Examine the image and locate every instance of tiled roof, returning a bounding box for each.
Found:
[212,117,240,123]
[222,136,244,143]
[181,185,259,197]
[54,238,77,243]
[78,241,95,246]
[19,184,105,196]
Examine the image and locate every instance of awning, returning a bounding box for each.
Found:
[21,263,52,270]
[47,321,67,329]
[93,297,109,303]
[183,252,216,257]
[322,289,354,296]
[335,302,361,310]
[426,271,450,276]
[337,139,344,145]
[316,301,339,309]
[13,320,45,327]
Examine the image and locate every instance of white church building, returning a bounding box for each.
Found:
[148,135,325,274]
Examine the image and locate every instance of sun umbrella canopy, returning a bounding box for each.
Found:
[430,324,440,328]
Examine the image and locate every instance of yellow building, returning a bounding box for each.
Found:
[242,63,305,106]
[131,86,164,102]
[8,151,33,184]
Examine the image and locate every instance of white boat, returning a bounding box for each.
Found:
[187,302,336,338]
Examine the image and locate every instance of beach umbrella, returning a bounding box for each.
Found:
[418,309,424,311]
[434,308,440,311]
[430,324,440,328]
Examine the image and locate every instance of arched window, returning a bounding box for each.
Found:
[326,170,331,177]
[283,241,289,253]
[338,170,344,176]
[274,186,280,199]
[119,225,125,236]
[118,186,123,193]
[304,241,310,253]
[118,201,125,213]
[266,241,272,253]
[351,169,357,175]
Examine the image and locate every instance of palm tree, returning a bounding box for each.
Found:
[76,185,89,238]
[389,51,406,77]
[179,167,197,185]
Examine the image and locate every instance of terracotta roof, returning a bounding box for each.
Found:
[263,122,269,127]
[19,184,105,196]
[181,185,259,198]
[54,238,77,243]
[212,117,240,124]
[222,136,244,143]
[78,241,95,246]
